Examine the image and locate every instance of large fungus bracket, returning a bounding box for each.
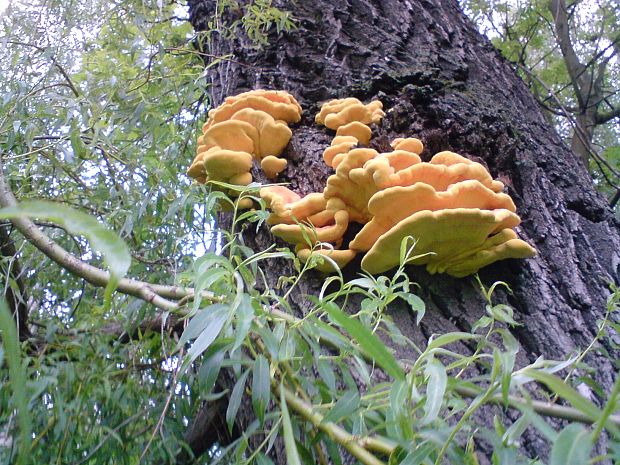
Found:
[187,90,536,277]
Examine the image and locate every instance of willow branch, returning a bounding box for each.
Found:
[0,162,214,311]
[281,385,388,465]
[268,310,620,428]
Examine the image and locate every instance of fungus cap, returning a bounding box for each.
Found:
[442,238,537,277]
[204,90,302,130]
[230,108,292,157]
[296,247,357,272]
[336,122,372,145]
[316,98,385,130]
[270,209,349,245]
[360,208,521,274]
[261,156,288,179]
[350,180,516,251]
[391,138,424,154]
[260,186,301,217]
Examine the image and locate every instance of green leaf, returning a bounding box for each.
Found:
[397,292,426,324]
[401,441,435,465]
[323,303,405,381]
[0,201,130,305]
[316,359,336,391]
[323,436,343,465]
[177,303,228,348]
[70,126,87,159]
[550,424,592,465]
[0,299,31,465]
[502,413,530,446]
[421,358,446,425]
[280,384,302,465]
[227,369,250,433]
[522,369,602,422]
[427,332,477,351]
[182,308,228,372]
[252,355,270,425]
[198,347,226,395]
[233,294,255,351]
[322,390,360,424]
[255,452,276,465]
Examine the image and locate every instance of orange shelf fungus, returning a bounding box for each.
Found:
[391,137,424,154]
[323,148,380,223]
[187,89,302,206]
[204,90,302,131]
[322,135,359,168]
[350,180,517,252]
[189,90,536,276]
[261,156,288,178]
[296,246,358,273]
[337,122,372,145]
[360,208,525,275]
[270,209,349,245]
[315,98,385,130]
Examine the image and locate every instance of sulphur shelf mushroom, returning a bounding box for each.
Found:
[189,91,536,277]
[187,89,302,208]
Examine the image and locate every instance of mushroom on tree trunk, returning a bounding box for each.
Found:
[183,0,620,462]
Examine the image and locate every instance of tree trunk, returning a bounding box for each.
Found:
[187,0,620,461]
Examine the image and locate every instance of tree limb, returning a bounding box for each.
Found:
[549,0,587,108]
[0,160,214,312]
[595,105,620,125]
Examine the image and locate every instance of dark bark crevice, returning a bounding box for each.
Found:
[0,224,30,340]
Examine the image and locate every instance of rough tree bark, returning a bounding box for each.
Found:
[185,0,620,462]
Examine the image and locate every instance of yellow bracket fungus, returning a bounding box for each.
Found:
[187,89,302,198]
[190,90,537,277]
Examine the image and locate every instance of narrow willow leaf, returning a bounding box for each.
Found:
[388,446,408,465]
[401,441,435,465]
[522,369,602,422]
[70,127,87,159]
[322,390,360,424]
[182,311,228,371]
[280,384,302,465]
[233,294,255,351]
[198,347,226,395]
[0,300,31,465]
[397,292,426,324]
[252,355,270,425]
[347,277,376,289]
[0,201,130,303]
[427,332,477,351]
[227,369,250,433]
[502,413,530,446]
[324,303,405,381]
[549,424,592,465]
[176,303,228,349]
[421,358,447,425]
[323,436,343,465]
[255,452,275,465]
[316,359,336,392]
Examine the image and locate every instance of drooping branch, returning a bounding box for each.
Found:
[0,160,212,312]
[6,41,81,98]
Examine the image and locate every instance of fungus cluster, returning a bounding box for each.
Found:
[190,91,536,277]
[187,90,302,208]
